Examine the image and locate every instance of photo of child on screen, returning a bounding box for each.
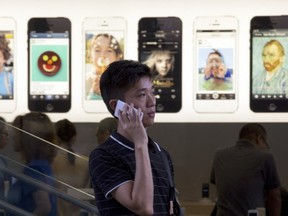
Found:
[0,35,13,98]
[143,50,175,79]
[204,49,232,81]
[85,33,123,100]
[199,49,233,91]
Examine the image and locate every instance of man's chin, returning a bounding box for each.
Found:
[143,119,154,128]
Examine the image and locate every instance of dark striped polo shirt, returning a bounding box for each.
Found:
[89,131,173,215]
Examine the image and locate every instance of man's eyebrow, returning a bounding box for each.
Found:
[137,87,147,92]
[136,86,154,92]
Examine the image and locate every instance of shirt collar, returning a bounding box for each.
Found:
[236,139,256,148]
[110,131,159,152]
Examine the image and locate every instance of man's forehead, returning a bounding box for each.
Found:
[209,53,221,58]
[126,78,153,91]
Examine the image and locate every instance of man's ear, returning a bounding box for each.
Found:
[109,99,117,111]
[255,135,263,148]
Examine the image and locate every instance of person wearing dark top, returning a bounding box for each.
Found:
[6,112,57,216]
[89,60,177,215]
[210,123,281,216]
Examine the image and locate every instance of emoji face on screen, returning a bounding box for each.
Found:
[38,51,61,76]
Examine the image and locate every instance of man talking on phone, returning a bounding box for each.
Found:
[253,39,288,95]
[89,60,181,215]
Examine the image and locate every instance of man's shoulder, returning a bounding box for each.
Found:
[150,139,170,154]
[214,145,234,154]
[89,139,116,159]
[213,144,247,159]
[259,150,275,160]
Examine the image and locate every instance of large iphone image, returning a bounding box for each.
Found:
[0,17,16,113]
[28,17,71,112]
[194,16,238,113]
[83,17,126,113]
[250,16,288,112]
[138,17,182,113]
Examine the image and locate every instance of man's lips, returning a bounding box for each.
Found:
[147,111,156,117]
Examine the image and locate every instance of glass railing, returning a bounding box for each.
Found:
[0,116,98,216]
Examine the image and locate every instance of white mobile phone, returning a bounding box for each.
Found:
[82,17,126,113]
[248,209,259,216]
[114,100,143,120]
[0,17,16,113]
[193,16,238,113]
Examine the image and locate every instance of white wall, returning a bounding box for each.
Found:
[1,0,288,122]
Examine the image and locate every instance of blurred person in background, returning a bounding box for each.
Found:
[210,123,281,216]
[6,112,57,216]
[85,33,124,100]
[96,117,117,145]
[52,119,89,216]
[0,117,10,216]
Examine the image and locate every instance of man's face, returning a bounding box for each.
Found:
[207,53,223,73]
[257,134,270,150]
[262,44,284,73]
[124,76,156,128]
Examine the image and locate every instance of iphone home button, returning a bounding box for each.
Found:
[268,103,277,111]
[46,103,54,112]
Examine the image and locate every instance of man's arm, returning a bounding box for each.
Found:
[266,187,281,216]
[111,105,154,216]
[111,144,153,216]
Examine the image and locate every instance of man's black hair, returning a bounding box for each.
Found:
[100,60,152,116]
[239,123,267,140]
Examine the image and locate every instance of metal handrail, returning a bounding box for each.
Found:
[0,164,99,215]
[0,199,36,216]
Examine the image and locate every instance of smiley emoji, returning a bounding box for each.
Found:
[38,51,61,76]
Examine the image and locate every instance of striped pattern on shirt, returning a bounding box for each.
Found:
[89,131,173,215]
